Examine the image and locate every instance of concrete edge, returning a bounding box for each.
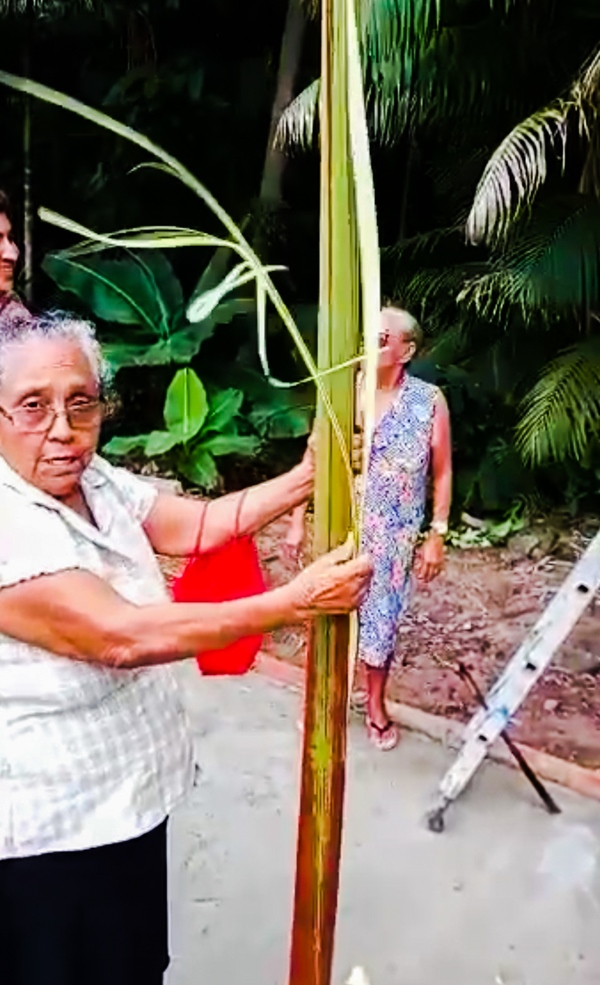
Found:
[253,653,600,804]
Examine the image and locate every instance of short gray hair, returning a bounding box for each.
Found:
[383,306,424,354]
[0,310,111,391]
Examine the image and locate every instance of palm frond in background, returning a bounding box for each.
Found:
[466,102,570,246]
[516,340,600,464]
[278,0,543,149]
[467,46,600,246]
[275,78,320,150]
[0,0,94,11]
[461,196,600,319]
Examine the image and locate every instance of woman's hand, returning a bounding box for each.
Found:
[284,506,307,564]
[352,431,363,472]
[414,531,445,582]
[296,429,316,489]
[289,539,371,619]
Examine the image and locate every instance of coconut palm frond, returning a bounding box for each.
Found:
[385,225,462,261]
[359,0,442,65]
[402,266,468,309]
[573,46,600,120]
[281,0,533,149]
[299,0,320,16]
[466,101,570,246]
[275,79,320,150]
[516,341,600,464]
[366,3,549,143]
[385,225,487,310]
[467,43,600,245]
[0,0,97,14]
[575,48,600,198]
[462,196,600,319]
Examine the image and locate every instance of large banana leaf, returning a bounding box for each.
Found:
[43,249,183,335]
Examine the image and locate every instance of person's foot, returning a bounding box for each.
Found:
[350,688,369,714]
[366,718,400,751]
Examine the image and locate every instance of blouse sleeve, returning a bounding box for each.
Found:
[0,500,86,589]
[95,458,159,524]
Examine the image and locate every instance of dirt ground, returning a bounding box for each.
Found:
[161,511,600,770]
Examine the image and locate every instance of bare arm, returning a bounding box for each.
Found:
[431,390,452,525]
[144,457,313,557]
[415,390,452,582]
[0,545,370,670]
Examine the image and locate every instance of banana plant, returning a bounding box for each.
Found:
[104,368,259,490]
[43,246,254,372]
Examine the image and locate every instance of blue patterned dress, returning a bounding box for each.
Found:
[358,374,439,668]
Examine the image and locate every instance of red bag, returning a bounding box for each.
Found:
[171,492,265,675]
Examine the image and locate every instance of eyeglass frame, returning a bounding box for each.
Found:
[0,397,104,434]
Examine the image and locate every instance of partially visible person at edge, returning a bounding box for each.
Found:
[0,311,371,985]
[287,305,452,751]
[0,190,26,321]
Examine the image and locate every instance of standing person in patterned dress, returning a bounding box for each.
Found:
[286,306,452,750]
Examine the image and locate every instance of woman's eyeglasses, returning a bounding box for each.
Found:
[0,398,103,433]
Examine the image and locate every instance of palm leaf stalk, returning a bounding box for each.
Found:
[288,0,379,982]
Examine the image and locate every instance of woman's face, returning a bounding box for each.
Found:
[0,337,101,499]
[0,213,19,295]
[378,311,416,370]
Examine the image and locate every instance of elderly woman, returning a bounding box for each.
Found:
[0,312,370,985]
[288,306,452,751]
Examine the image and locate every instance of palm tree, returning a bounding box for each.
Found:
[276,0,545,148]
[275,0,600,492]
[461,46,600,466]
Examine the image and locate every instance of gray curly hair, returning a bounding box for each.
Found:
[0,311,111,391]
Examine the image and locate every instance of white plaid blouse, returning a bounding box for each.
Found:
[0,455,194,859]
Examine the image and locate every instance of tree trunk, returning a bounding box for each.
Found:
[259,0,306,206]
[398,125,416,242]
[22,0,33,303]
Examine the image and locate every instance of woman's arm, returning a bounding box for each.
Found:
[430,390,452,526]
[415,390,452,582]
[144,452,313,557]
[0,544,370,669]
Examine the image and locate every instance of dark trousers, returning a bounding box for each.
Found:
[0,820,169,985]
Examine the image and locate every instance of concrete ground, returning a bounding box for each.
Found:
[167,664,600,985]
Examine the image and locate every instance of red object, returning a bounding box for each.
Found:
[172,536,266,675]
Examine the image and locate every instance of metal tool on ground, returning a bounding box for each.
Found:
[425,530,600,834]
